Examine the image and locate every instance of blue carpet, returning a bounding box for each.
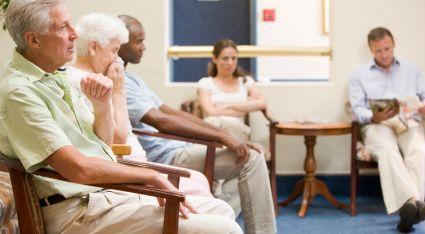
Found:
[236,176,425,233]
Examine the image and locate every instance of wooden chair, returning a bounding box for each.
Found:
[181,99,278,196]
[133,99,279,214]
[132,130,222,191]
[350,121,378,216]
[0,145,190,234]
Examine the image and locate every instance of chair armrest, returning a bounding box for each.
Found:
[132,129,223,148]
[37,169,185,201]
[117,159,191,178]
[261,109,279,126]
[111,144,132,156]
[0,155,185,201]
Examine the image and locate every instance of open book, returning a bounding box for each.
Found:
[368,98,399,112]
[368,96,423,134]
[369,96,423,113]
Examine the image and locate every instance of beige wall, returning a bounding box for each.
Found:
[1,0,425,174]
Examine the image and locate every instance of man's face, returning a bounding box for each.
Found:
[118,22,145,64]
[37,4,78,69]
[369,35,395,69]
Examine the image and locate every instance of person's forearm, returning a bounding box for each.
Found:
[203,105,247,117]
[226,99,266,112]
[160,104,221,131]
[93,102,115,146]
[153,114,231,145]
[112,90,130,144]
[352,106,373,124]
[174,110,221,131]
[47,146,160,185]
[77,157,161,185]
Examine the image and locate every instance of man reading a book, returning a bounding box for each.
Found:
[349,27,425,232]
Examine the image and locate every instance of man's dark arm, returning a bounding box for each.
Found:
[159,104,221,131]
[140,107,261,163]
[141,107,229,144]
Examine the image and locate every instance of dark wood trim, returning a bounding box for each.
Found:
[204,147,216,192]
[118,159,191,178]
[133,129,223,148]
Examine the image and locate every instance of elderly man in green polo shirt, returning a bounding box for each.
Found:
[0,1,242,233]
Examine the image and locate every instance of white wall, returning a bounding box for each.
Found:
[1,0,425,174]
[256,0,330,81]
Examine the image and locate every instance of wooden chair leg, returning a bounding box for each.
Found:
[9,169,44,234]
[269,125,279,215]
[163,199,180,234]
[270,171,278,215]
[204,146,216,193]
[350,121,359,217]
[168,175,180,189]
[350,167,358,216]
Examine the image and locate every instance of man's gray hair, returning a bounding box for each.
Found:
[5,0,64,53]
[75,13,129,56]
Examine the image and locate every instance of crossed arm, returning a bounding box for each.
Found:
[197,84,266,118]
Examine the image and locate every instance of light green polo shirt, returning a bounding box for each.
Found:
[0,50,116,199]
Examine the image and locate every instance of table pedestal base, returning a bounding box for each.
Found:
[279,178,347,217]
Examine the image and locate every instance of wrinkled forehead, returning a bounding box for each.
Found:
[48,3,71,28]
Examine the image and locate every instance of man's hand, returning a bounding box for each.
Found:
[371,105,400,123]
[149,173,198,219]
[222,135,262,164]
[106,60,126,92]
[80,74,113,107]
[417,102,425,115]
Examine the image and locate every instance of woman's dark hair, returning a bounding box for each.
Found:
[207,39,247,79]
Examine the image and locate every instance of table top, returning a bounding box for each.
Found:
[271,122,352,136]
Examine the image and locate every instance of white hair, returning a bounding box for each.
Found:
[75,13,129,56]
[5,0,64,52]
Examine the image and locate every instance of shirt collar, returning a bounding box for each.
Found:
[369,58,400,71]
[9,49,66,82]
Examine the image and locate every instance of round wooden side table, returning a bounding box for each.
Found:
[269,122,351,217]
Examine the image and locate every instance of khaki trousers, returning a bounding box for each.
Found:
[172,144,276,234]
[362,124,425,214]
[42,190,242,234]
[203,116,252,217]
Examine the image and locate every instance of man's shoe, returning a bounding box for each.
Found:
[416,201,425,223]
[397,201,418,233]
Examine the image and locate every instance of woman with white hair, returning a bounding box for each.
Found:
[69,12,130,144]
[67,13,212,197]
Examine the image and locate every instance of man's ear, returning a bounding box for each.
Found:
[23,32,41,49]
[88,41,97,56]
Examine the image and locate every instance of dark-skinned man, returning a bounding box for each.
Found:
[118,15,276,234]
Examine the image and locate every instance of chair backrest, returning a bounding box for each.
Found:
[0,154,45,233]
[181,99,203,119]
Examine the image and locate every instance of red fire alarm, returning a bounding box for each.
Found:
[263,9,275,22]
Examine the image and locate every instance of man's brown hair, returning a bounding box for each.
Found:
[367,27,394,45]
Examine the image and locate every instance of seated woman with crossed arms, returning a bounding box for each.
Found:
[197,39,267,141]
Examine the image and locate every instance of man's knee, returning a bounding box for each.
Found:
[246,149,267,166]
[406,146,425,158]
[368,142,401,162]
[214,197,236,219]
[404,146,425,167]
[180,214,242,234]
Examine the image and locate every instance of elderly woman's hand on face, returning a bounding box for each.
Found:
[80,73,113,108]
[106,58,126,92]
